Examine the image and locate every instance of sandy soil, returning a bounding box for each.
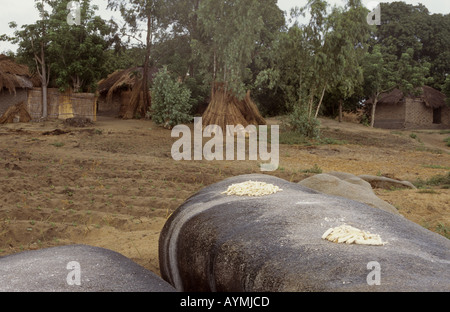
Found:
[0,116,448,276]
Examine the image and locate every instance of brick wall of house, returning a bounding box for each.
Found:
[373,101,406,129]
[0,89,28,116]
[405,98,433,128]
[27,88,97,121]
[97,94,122,117]
[404,98,450,129]
[442,106,450,127]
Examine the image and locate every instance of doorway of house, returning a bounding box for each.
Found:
[433,107,442,124]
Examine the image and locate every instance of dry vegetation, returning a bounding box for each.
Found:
[0,116,448,276]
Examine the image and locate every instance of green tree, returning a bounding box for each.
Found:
[48,0,118,92]
[255,25,309,112]
[255,1,328,112]
[102,47,147,75]
[419,13,450,90]
[2,0,51,117]
[2,0,118,114]
[150,66,192,129]
[148,0,284,116]
[195,0,279,99]
[373,2,449,90]
[255,0,369,135]
[362,45,397,127]
[397,47,431,95]
[375,2,429,59]
[319,0,369,121]
[107,0,173,117]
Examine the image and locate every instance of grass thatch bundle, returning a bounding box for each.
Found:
[202,82,266,135]
[0,54,34,94]
[0,101,31,124]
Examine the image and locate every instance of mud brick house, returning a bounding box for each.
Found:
[0,54,37,117]
[0,54,97,122]
[368,86,450,129]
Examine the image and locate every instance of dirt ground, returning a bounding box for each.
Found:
[0,116,449,277]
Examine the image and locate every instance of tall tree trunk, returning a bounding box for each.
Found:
[213,50,217,81]
[40,42,48,118]
[41,84,48,118]
[314,84,327,118]
[338,99,343,123]
[72,75,81,93]
[370,96,378,128]
[307,88,315,120]
[141,13,152,117]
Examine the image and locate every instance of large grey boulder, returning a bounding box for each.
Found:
[298,173,400,215]
[159,174,450,292]
[0,245,176,292]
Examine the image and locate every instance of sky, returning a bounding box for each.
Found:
[1,0,449,54]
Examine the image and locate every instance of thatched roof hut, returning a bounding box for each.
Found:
[97,66,158,118]
[0,54,37,94]
[367,86,446,108]
[97,66,157,101]
[420,86,446,109]
[367,86,449,129]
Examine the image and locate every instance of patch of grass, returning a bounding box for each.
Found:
[414,172,450,189]
[410,133,422,143]
[279,131,346,146]
[301,164,323,174]
[319,137,347,145]
[50,142,65,148]
[415,146,443,154]
[444,137,450,147]
[416,189,439,194]
[422,164,450,170]
[278,131,311,145]
[435,223,450,239]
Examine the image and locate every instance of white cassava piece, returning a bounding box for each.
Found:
[221,181,282,197]
[322,224,387,246]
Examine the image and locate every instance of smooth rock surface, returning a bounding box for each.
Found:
[298,173,400,215]
[159,174,450,292]
[0,245,176,292]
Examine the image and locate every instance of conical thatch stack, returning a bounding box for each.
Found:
[202,82,266,136]
[0,101,31,124]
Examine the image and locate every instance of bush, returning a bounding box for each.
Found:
[444,137,450,147]
[288,106,321,139]
[150,66,193,129]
